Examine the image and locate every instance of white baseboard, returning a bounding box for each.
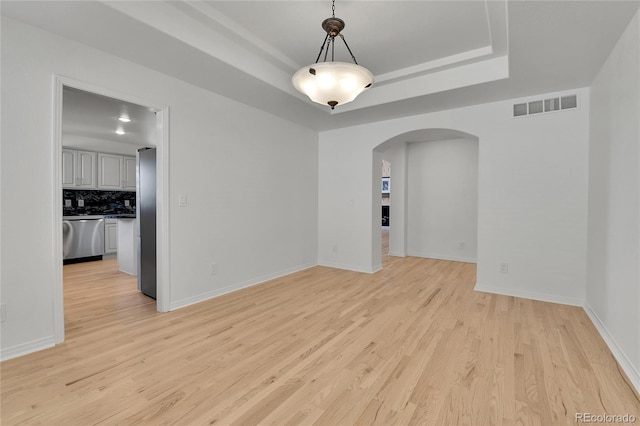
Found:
[1,335,55,361]
[584,305,640,394]
[318,260,380,274]
[407,251,477,264]
[170,262,317,311]
[474,283,584,307]
[388,251,406,257]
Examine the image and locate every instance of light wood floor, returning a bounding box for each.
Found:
[1,232,639,425]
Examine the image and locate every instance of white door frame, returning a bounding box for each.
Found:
[52,75,171,344]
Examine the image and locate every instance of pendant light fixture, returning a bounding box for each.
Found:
[292,0,374,110]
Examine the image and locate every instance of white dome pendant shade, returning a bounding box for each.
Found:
[291,1,373,110]
[292,62,373,109]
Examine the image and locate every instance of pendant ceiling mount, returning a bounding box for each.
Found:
[322,17,345,37]
[291,0,374,110]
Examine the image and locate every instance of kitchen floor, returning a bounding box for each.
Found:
[63,258,155,339]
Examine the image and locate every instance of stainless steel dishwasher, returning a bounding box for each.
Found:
[62,216,105,261]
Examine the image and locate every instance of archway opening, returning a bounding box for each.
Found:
[372,129,480,269]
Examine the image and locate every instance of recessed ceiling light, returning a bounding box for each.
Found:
[115,128,125,135]
[118,115,131,122]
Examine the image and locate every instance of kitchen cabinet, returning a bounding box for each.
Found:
[62,149,97,189]
[123,156,137,190]
[61,150,75,187]
[98,153,123,190]
[98,153,136,191]
[104,219,118,254]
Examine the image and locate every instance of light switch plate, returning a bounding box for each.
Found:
[178,195,187,207]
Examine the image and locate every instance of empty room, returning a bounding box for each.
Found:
[1,1,639,424]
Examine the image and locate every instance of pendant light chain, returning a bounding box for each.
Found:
[331,35,335,61]
[329,0,336,61]
[339,34,358,65]
[316,33,330,63]
[323,38,331,62]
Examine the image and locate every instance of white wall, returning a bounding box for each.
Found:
[319,88,590,306]
[406,138,478,263]
[0,17,318,359]
[586,10,640,391]
[318,138,376,273]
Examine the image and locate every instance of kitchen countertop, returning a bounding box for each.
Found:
[62,214,136,220]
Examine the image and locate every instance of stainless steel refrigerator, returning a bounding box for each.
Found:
[137,147,156,299]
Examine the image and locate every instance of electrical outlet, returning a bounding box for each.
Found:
[65,199,72,207]
[210,263,218,275]
[500,263,509,274]
[124,200,130,207]
[1,304,6,322]
[458,242,466,250]
[78,199,84,207]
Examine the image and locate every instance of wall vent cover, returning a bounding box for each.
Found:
[513,94,577,117]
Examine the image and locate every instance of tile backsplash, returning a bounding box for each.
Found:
[63,190,136,216]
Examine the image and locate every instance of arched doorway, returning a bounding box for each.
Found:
[372,129,480,269]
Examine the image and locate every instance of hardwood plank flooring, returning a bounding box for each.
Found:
[1,232,639,425]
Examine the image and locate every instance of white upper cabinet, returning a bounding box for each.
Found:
[122,156,137,190]
[98,153,124,190]
[62,149,97,189]
[64,149,135,191]
[98,153,136,191]
[61,149,76,187]
[77,151,97,188]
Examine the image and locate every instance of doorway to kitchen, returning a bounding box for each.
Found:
[53,77,170,345]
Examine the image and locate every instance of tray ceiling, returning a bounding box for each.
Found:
[204,1,494,75]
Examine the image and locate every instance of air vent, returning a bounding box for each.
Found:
[528,100,543,114]
[513,103,527,117]
[513,94,577,118]
[561,95,577,109]
[545,98,560,112]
